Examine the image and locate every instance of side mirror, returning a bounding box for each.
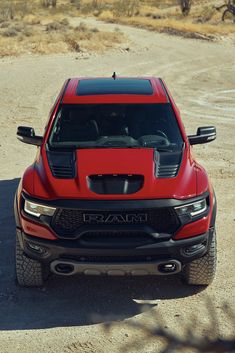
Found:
[188,126,216,145]
[17,126,43,146]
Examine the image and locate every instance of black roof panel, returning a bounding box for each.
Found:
[76,78,153,96]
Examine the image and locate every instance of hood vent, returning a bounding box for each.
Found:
[155,150,182,179]
[88,174,144,195]
[47,150,76,179]
[157,164,180,178]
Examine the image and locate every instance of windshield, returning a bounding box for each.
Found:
[49,104,184,149]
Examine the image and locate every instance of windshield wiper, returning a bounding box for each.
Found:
[155,147,182,152]
[155,147,174,152]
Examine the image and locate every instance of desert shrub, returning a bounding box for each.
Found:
[151,0,175,8]
[60,18,70,26]
[0,21,10,28]
[98,9,114,22]
[93,9,102,17]
[66,38,81,52]
[45,19,70,32]
[46,21,63,31]
[23,15,41,25]
[75,22,88,32]
[17,34,24,42]
[70,0,82,9]
[0,1,30,21]
[90,27,99,32]
[15,1,30,19]
[41,0,57,8]
[0,1,14,21]
[113,0,140,17]
[2,27,18,37]
[22,27,33,37]
[12,23,24,32]
[80,0,105,14]
[91,0,103,9]
[199,6,217,22]
[80,2,93,14]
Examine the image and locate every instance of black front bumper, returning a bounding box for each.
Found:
[17,227,214,266]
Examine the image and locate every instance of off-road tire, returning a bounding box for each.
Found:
[182,231,217,286]
[15,236,48,287]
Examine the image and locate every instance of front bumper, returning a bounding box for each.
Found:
[50,258,183,276]
[17,227,214,268]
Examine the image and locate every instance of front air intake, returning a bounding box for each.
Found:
[87,174,144,195]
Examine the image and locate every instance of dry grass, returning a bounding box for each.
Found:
[88,0,235,39]
[0,0,234,57]
[0,20,123,56]
[100,14,235,37]
[0,0,124,57]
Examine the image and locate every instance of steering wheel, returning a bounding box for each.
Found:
[156,130,168,140]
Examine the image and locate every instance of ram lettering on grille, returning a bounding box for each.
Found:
[83,213,148,224]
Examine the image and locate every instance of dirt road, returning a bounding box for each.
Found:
[0,19,234,353]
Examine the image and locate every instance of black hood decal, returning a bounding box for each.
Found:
[47,150,76,179]
[155,150,183,178]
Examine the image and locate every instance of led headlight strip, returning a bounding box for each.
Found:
[175,199,207,217]
[24,200,56,218]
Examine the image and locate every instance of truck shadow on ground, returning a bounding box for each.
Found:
[0,178,205,330]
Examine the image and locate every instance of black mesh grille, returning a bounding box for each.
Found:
[148,208,180,232]
[80,231,154,247]
[52,209,83,235]
[51,208,180,238]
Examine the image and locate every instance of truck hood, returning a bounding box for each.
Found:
[31,148,197,200]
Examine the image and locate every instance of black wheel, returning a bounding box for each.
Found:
[182,231,217,286]
[15,236,48,287]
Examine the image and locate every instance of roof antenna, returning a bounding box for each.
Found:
[112,72,116,80]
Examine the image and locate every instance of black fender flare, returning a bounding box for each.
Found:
[210,189,217,229]
[14,193,21,229]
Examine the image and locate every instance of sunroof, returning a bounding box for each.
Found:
[76,78,153,96]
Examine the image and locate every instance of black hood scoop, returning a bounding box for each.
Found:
[47,150,76,179]
[88,174,144,195]
[155,150,182,178]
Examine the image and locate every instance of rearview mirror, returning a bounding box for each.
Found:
[17,126,43,146]
[188,126,216,145]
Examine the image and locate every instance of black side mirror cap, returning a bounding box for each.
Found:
[188,126,216,145]
[17,126,43,146]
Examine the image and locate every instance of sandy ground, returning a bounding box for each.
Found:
[0,19,235,353]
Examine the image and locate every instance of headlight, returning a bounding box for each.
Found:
[175,199,207,217]
[24,200,56,218]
